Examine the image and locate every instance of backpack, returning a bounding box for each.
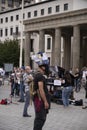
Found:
[74,99,83,106]
[0,98,7,105]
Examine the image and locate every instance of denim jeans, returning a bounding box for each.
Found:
[20,81,24,101]
[12,82,20,96]
[74,79,81,92]
[23,91,30,115]
[62,86,73,106]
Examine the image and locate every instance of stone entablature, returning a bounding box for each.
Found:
[0,0,87,42]
[24,8,87,32]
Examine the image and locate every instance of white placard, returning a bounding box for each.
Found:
[54,79,61,86]
[42,53,48,60]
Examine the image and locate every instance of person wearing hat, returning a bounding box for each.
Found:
[32,52,50,130]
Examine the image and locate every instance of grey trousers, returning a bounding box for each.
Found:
[23,91,30,115]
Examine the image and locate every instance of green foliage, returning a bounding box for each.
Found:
[0,39,22,67]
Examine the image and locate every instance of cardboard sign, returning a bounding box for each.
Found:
[54,79,61,86]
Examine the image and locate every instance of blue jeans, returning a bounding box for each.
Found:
[23,91,30,115]
[74,79,81,92]
[12,82,20,96]
[62,86,73,106]
[20,81,24,101]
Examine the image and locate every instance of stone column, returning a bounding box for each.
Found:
[83,38,87,66]
[64,35,71,70]
[54,28,61,66]
[0,1,1,11]
[80,36,83,68]
[51,34,55,66]
[24,32,31,66]
[63,36,66,68]
[39,30,45,52]
[72,25,80,72]
[6,0,8,9]
[85,38,87,65]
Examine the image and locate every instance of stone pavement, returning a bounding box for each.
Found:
[0,81,87,130]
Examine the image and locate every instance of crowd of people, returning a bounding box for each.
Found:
[10,66,87,109]
[9,58,51,130]
[0,52,87,130]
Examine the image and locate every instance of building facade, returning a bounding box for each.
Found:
[0,0,87,71]
[0,0,37,12]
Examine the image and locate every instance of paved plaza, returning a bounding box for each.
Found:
[0,81,87,130]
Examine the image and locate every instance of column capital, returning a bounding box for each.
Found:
[73,25,80,33]
[73,24,80,27]
[24,31,31,36]
[55,27,61,32]
[39,29,45,33]
[55,26,61,29]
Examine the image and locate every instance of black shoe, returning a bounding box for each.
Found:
[23,114,31,117]
[82,106,87,109]
[18,99,24,102]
